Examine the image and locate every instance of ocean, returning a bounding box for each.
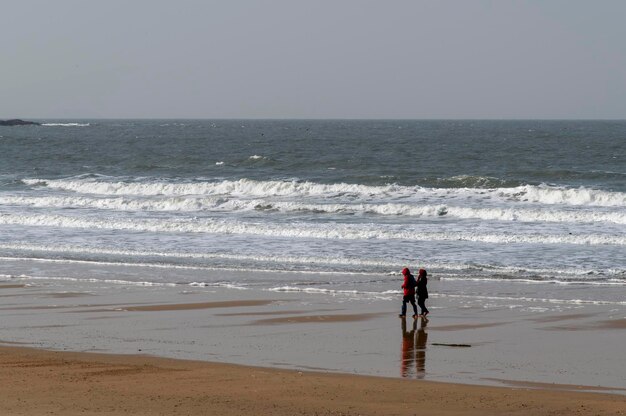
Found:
[1,119,625,310]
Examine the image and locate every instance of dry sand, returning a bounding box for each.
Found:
[0,345,624,416]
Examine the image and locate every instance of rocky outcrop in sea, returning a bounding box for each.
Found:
[0,119,40,126]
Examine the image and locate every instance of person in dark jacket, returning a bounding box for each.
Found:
[416,268,429,316]
[399,267,418,318]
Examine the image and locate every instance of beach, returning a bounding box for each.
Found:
[1,346,624,416]
[1,269,625,415]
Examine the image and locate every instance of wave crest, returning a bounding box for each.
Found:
[21,177,626,209]
[0,213,623,245]
[502,185,626,207]
[4,195,625,224]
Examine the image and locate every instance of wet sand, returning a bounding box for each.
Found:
[540,319,626,331]
[0,273,625,415]
[253,312,385,324]
[119,299,276,312]
[0,345,624,416]
[0,284,26,289]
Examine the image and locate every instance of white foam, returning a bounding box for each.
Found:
[267,286,392,300]
[22,275,176,287]
[441,276,626,286]
[41,123,90,127]
[0,242,398,269]
[267,202,624,224]
[500,184,626,207]
[0,195,231,212]
[21,177,626,208]
[444,205,626,224]
[268,286,358,295]
[0,212,624,245]
[189,282,247,290]
[22,177,392,198]
[5,194,625,225]
[438,293,626,306]
[3,242,623,281]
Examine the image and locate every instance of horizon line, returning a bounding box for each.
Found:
[3,117,626,122]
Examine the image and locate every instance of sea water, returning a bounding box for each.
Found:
[0,120,624,311]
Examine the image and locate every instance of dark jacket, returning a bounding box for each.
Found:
[416,275,428,299]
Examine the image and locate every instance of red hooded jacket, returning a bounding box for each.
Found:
[401,268,416,296]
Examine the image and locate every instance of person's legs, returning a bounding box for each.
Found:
[400,297,407,316]
[410,299,418,317]
[418,297,429,315]
[401,295,414,316]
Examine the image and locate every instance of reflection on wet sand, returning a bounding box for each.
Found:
[416,317,428,377]
[400,317,428,378]
[400,318,416,378]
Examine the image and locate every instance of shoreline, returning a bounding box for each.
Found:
[0,344,624,416]
[1,276,625,391]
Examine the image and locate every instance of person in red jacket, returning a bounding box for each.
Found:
[399,267,418,318]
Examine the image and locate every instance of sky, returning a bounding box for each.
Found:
[2,1,625,119]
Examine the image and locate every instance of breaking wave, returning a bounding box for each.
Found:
[22,177,391,197]
[21,177,626,207]
[2,195,625,224]
[0,212,623,245]
[500,185,626,207]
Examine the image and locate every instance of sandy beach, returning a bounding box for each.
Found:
[1,271,625,414]
[0,345,624,416]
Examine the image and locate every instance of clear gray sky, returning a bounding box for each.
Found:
[2,1,625,119]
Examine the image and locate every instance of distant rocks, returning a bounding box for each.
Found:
[0,119,40,126]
